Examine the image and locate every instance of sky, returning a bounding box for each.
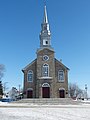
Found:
[0,0,90,96]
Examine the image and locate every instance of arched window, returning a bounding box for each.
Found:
[42,64,49,77]
[58,70,64,82]
[27,70,33,82]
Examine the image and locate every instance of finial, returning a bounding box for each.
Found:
[44,0,46,6]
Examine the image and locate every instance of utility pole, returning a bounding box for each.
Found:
[3,82,8,96]
[85,84,88,100]
[19,84,21,95]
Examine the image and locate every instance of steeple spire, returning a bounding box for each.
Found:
[43,5,48,23]
[39,4,51,48]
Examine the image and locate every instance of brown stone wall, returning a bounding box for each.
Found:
[54,59,68,98]
[23,60,37,98]
[37,48,55,78]
[23,48,69,98]
[36,48,55,98]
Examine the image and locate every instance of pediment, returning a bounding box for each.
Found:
[22,59,37,72]
[55,58,69,70]
[36,47,54,54]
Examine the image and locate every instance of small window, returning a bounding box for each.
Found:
[42,64,49,77]
[43,39,48,45]
[27,70,33,82]
[58,70,64,82]
[44,26,47,30]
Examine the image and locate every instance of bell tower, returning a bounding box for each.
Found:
[39,5,51,48]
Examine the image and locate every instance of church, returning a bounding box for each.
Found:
[22,5,69,98]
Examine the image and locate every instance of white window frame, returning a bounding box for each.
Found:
[43,55,49,61]
[27,70,33,82]
[42,63,49,77]
[58,70,64,82]
[43,39,48,45]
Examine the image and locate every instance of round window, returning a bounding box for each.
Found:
[43,55,49,61]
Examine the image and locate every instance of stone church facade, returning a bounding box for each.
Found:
[22,5,69,98]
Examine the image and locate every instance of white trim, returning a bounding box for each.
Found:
[42,83,50,87]
[27,88,33,91]
[38,77,52,79]
[59,88,65,91]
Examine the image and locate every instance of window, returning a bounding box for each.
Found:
[42,64,49,77]
[43,39,48,45]
[43,55,49,61]
[58,70,64,82]
[27,70,33,82]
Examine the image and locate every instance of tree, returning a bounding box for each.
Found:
[0,64,5,97]
[68,83,83,99]
[0,64,5,80]
[0,81,3,97]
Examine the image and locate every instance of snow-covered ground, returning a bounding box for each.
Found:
[0,102,90,120]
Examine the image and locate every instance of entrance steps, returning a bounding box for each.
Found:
[15,98,81,105]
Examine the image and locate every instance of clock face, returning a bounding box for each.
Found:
[43,55,49,61]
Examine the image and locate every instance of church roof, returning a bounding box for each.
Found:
[55,58,70,70]
[22,59,37,72]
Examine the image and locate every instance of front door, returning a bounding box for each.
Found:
[27,90,33,98]
[42,87,50,98]
[59,89,65,98]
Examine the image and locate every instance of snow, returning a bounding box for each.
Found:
[0,102,90,120]
[81,100,90,103]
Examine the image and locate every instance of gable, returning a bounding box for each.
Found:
[22,59,37,72]
[55,58,69,71]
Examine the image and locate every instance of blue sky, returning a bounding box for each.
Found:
[0,0,90,96]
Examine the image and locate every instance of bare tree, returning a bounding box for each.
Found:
[68,83,83,99]
[0,64,5,80]
[0,81,3,97]
[0,64,5,97]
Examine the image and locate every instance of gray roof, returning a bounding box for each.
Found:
[22,59,37,72]
[55,58,70,70]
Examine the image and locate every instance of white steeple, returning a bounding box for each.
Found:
[39,5,51,48]
[43,6,48,23]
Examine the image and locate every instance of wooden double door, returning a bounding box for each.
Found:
[42,87,50,98]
